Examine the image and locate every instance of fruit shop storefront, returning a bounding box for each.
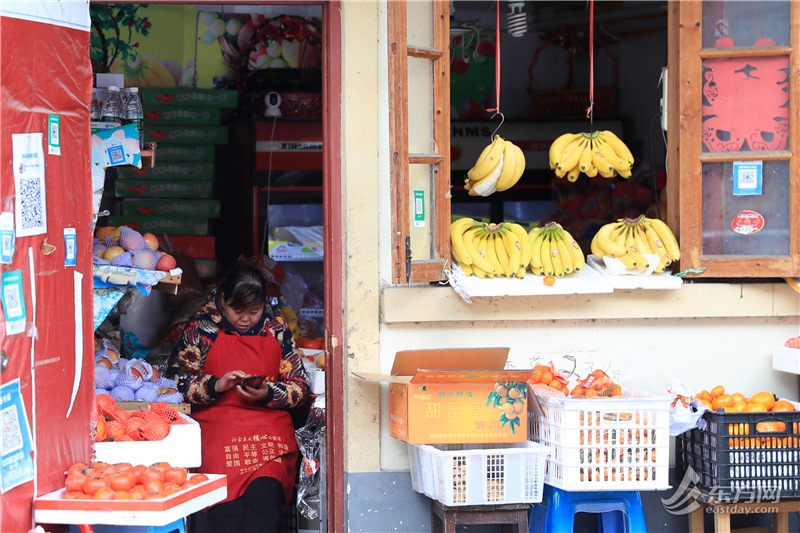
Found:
[3,2,800,533]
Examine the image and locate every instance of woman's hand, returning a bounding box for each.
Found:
[215,370,248,393]
[237,379,271,403]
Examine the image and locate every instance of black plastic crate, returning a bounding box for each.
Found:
[676,409,800,498]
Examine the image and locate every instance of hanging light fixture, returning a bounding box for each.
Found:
[507,1,528,38]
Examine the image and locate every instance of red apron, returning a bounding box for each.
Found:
[191,330,298,504]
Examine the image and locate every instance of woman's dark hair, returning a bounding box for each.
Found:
[218,265,267,310]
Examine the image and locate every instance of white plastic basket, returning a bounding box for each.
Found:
[407,441,550,506]
[529,394,671,491]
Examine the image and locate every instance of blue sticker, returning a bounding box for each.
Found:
[0,379,35,493]
[64,228,77,267]
[1,270,26,336]
[732,160,762,196]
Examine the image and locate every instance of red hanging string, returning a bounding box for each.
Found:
[486,0,501,115]
[586,0,595,120]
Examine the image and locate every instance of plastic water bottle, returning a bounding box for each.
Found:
[101,85,123,123]
[123,86,145,149]
[90,88,102,120]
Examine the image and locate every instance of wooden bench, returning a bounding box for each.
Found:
[431,501,530,533]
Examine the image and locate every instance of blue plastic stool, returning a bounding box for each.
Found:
[530,485,647,533]
[68,518,185,533]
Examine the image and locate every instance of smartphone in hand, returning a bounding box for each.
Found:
[241,375,266,390]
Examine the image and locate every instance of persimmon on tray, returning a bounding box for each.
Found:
[34,473,226,526]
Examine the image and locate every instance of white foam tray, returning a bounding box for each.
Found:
[773,346,800,375]
[585,255,683,290]
[452,263,614,297]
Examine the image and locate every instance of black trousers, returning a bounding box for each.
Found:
[189,476,286,533]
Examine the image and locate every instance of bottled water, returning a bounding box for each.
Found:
[90,88,102,120]
[123,87,145,149]
[100,85,123,123]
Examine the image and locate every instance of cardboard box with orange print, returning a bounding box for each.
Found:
[354,348,534,444]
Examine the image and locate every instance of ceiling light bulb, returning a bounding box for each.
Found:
[507,1,527,38]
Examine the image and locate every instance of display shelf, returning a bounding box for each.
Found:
[34,474,226,526]
[450,263,614,297]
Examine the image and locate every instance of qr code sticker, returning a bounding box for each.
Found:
[18,177,44,230]
[3,283,22,318]
[739,169,756,187]
[2,404,23,455]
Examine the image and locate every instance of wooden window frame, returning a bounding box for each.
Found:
[388,0,451,284]
[673,1,800,277]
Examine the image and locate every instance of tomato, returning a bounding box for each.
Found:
[188,473,209,483]
[113,491,133,500]
[61,491,86,500]
[67,462,88,477]
[143,491,166,500]
[83,476,110,496]
[109,471,137,492]
[163,467,187,486]
[93,487,116,500]
[90,462,111,473]
[110,462,133,473]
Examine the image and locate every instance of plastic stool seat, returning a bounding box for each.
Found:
[530,485,647,533]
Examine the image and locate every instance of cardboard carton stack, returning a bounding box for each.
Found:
[110,88,238,279]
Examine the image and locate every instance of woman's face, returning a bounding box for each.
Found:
[221,298,264,333]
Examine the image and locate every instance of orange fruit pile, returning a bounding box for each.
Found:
[695,386,795,413]
[62,460,209,500]
[94,394,183,442]
[570,369,622,398]
[529,363,570,395]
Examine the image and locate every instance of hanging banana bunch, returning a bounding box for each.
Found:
[463,135,527,197]
[548,130,634,182]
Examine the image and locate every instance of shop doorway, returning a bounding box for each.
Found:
[90,2,343,531]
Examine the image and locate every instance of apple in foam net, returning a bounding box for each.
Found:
[142,232,159,251]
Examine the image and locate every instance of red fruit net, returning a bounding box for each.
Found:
[141,419,171,441]
[149,402,182,423]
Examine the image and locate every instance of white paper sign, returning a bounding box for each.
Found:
[12,133,47,237]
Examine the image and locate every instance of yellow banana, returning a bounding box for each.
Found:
[467,135,506,182]
[600,130,635,167]
[491,230,513,277]
[554,228,573,274]
[456,260,473,276]
[479,231,504,277]
[566,165,581,182]
[616,251,638,270]
[590,232,604,258]
[463,227,495,272]
[528,228,546,275]
[578,137,594,174]
[594,222,628,257]
[506,222,531,269]
[549,132,581,170]
[540,231,554,276]
[642,219,672,268]
[549,231,565,277]
[450,217,478,265]
[467,153,505,197]
[632,223,653,256]
[623,225,649,270]
[495,141,525,192]
[610,222,629,254]
[556,137,586,178]
[515,265,526,279]
[595,136,632,178]
[499,226,522,276]
[561,227,585,272]
[591,141,617,178]
[471,263,492,279]
[645,217,681,261]
[585,163,599,178]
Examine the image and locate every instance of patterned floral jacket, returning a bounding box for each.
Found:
[165,288,310,409]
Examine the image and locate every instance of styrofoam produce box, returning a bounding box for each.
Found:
[529,390,671,491]
[35,474,225,526]
[408,441,550,506]
[94,412,200,468]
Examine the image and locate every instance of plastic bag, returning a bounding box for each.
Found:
[295,406,326,520]
[668,381,705,436]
